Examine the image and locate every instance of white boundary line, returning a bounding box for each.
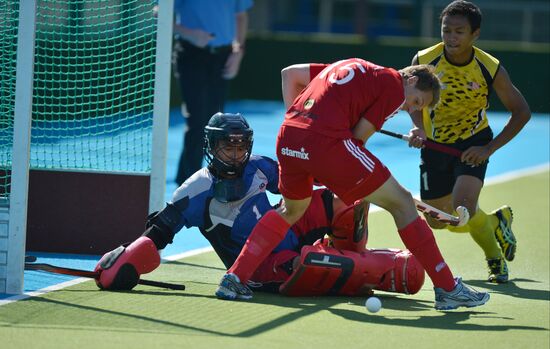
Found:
[484,163,549,185]
[0,247,215,306]
[1,164,548,306]
[161,246,214,261]
[0,278,89,306]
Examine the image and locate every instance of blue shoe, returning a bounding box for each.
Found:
[492,206,516,261]
[434,277,490,310]
[487,257,509,284]
[215,273,253,300]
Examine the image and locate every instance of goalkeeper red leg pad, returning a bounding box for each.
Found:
[94,236,160,290]
[370,248,425,294]
[329,200,369,252]
[228,210,290,283]
[279,244,356,297]
[250,249,300,284]
[279,244,422,296]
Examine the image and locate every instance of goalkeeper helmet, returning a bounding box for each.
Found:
[204,112,254,179]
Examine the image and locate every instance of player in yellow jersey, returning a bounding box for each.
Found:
[408,1,531,283]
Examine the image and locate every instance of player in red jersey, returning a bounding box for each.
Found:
[216,58,490,310]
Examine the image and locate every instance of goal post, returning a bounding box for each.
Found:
[1,0,37,295]
[0,0,174,294]
[150,1,174,214]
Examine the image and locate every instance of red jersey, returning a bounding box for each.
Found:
[283,58,405,139]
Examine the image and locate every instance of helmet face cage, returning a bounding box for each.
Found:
[204,113,254,178]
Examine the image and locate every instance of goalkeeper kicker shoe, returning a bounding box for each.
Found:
[434,277,490,310]
[487,257,509,284]
[492,206,516,261]
[215,273,253,300]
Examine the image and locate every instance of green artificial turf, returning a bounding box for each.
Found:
[1,171,548,349]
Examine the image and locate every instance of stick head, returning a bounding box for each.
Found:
[455,206,470,226]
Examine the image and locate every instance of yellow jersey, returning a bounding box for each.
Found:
[415,42,500,143]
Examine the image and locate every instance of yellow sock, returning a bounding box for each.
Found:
[446,223,470,233]
[446,208,471,233]
[468,209,501,259]
[487,210,499,231]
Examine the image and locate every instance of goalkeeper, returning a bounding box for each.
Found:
[93,112,425,297]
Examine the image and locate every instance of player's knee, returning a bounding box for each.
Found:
[384,190,417,225]
[454,193,479,215]
[94,236,160,290]
[278,201,309,225]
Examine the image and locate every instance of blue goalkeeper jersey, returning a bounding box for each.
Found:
[170,155,300,268]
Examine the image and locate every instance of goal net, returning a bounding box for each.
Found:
[0,0,173,294]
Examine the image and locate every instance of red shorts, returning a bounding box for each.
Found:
[276,125,391,205]
[250,189,332,285]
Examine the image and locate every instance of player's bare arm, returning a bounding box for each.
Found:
[487,66,531,152]
[281,64,311,109]
[461,66,531,165]
[352,118,376,143]
[234,11,248,52]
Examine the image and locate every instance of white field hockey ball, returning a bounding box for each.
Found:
[365,297,382,313]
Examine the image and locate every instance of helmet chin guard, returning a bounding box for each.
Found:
[204,112,254,179]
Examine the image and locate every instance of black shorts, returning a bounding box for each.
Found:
[419,127,493,200]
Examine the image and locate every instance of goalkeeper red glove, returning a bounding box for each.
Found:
[94,236,160,290]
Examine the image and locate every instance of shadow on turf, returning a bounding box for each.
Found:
[329,306,547,332]
[17,288,547,336]
[23,296,232,336]
[466,278,550,301]
[242,292,548,334]
[327,295,549,332]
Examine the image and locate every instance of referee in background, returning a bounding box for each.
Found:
[172,0,254,185]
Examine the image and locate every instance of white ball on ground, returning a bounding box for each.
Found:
[365,297,382,313]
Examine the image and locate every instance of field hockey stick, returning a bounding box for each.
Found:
[24,262,185,290]
[414,198,469,226]
[379,129,463,158]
